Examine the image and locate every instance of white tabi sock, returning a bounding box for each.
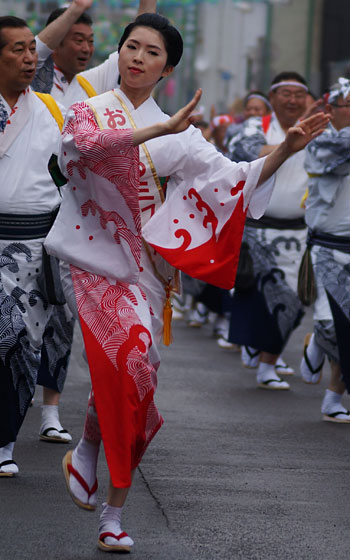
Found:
[300,333,325,384]
[257,362,290,389]
[241,346,260,368]
[99,503,134,547]
[321,389,348,415]
[257,362,281,383]
[70,438,100,507]
[275,356,294,374]
[40,404,72,441]
[305,334,325,369]
[0,442,19,474]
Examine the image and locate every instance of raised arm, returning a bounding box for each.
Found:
[38,0,93,50]
[259,144,279,157]
[258,112,330,185]
[137,0,157,15]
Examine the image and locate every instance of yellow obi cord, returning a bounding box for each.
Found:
[163,282,173,346]
[300,187,309,209]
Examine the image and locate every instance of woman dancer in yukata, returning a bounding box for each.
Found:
[44,13,329,553]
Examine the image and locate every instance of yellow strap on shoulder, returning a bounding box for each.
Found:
[35,92,64,131]
[300,187,309,209]
[76,75,97,98]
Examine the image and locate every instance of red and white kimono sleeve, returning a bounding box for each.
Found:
[45,101,142,283]
[143,128,274,289]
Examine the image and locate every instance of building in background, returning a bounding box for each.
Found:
[2,0,349,117]
[180,0,324,118]
[321,0,350,93]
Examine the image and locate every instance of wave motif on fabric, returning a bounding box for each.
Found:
[71,266,157,401]
[65,103,140,232]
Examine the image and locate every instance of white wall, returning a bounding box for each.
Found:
[194,0,267,117]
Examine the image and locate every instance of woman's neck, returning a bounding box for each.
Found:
[119,83,153,109]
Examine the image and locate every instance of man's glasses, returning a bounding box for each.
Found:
[275,90,307,100]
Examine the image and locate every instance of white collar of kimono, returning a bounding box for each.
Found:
[53,64,69,94]
[269,81,308,92]
[0,88,32,158]
[114,88,158,115]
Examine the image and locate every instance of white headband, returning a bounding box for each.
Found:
[328,77,350,104]
[269,81,308,92]
[246,94,272,110]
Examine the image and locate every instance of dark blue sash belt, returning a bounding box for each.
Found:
[0,209,58,240]
[307,229,350,254]
[246,215,306,230]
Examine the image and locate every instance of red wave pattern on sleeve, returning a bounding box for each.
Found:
[149,193,248,289]
[63,102,140,230]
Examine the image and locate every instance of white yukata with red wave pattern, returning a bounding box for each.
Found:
[45,89,275,487]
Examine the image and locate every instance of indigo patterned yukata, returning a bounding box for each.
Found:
[0,89,74,446]
[305,123,350,390]
[227,114,308,354]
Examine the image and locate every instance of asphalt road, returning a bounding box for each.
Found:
[1,311,350,560]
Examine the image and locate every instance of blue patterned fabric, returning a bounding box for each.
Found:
[312,244,350,390]
[0,238,74,446]
[0,97,8,133]
[227,117,267,163]
[228,225,305,354]
[31,55,54,94]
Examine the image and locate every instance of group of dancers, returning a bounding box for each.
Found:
[0,0,347,554]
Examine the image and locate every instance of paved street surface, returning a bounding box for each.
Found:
[1,311,350,560]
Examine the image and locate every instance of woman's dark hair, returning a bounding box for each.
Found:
[118,13,183,67]
[243,90,270,108]
[271,71,307,88]
[0,16,28,52]
[46,8,93,27]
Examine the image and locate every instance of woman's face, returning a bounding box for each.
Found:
[118,26,173,94]
[244,97,269,119]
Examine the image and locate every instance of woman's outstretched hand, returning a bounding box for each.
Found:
[283,112,330,154]
[164,89,202,135]
[258,112,330,186]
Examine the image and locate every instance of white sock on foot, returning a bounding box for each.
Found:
[306,335,325,368]
[70,438,100,507]
[257,362,290,389]
[321,389,347,415]
[0,442,19,474]
[300,334,325,384]
[241,346,260,368]
[257,362,281,383]
[40,404,72,441]
[275,356,294,374]
[99,503,134,547]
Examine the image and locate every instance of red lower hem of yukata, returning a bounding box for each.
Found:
[79,315,164,488]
